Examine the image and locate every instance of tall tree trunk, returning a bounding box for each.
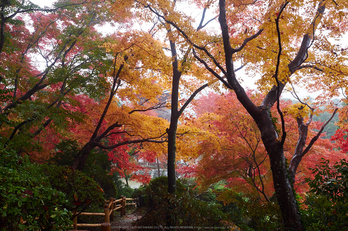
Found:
[268,143,302,230]
[256,110,303,230]
[167,72,180,194]
[156,158,161,177]
[167,29,181,194]
[73,142,96,171]
[167,121,178,193]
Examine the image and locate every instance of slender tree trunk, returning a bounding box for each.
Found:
[167,31,181,194]
[167,123,178,193]
[167,73,180,194]
[125,175,129,187]
[156,158,161,177]
[288,117,308,183]
[166,33,181,229]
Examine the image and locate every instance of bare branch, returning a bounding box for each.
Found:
[197,4,218,31]
[95,133,168,150]
[274,2,289,146]
[129,102,167,114]
[233,29,264,53]
[289,82,314,113]
[178,83,208,117]
[296,65,324,72]
[302,108,338,156]
[192,49,231,88]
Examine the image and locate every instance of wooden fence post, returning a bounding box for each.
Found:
[120,195,126,216]
[73,209,78,230]
[101,222,111,231]
[104,202,110,223]
[109,197,115,222]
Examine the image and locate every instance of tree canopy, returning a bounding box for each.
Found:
[1,0,348,230]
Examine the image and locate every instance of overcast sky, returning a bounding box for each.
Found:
[31,0,55,7]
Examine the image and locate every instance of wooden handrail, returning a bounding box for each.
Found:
[73,196,136,231]
[80,212,105,216]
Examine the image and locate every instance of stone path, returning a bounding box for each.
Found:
[110,211,142,231]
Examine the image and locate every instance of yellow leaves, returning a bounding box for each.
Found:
[102,30,169,67]
[284,102,310,119]
[101,30,173,104]
[176,123,221,161]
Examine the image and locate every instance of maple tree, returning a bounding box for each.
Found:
[119,0,218,194]
[0,0,117,152]
[131,0,249,194]
[190,91,342,201]
[192,91,273,202]
[72,31,171,170]
[147,0,348,229]
[0,0,171,182]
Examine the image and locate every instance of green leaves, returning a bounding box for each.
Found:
[303,158,348,230]
[42,164,105,213]
[307,158,348,202]
[135,177,227,228]
[0,146,73,230]
[0,0,117,155]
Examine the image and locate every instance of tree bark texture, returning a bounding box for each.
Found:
[167,124,177,194]
[255,110,303,230]
[288,117,309,183]
[73,142,96,171]
[167,27,181,194]
[167,63,180,194]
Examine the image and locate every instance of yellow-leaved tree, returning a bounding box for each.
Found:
[110,0,222,198]
[72,30,172,170]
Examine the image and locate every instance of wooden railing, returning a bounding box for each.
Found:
[73,196,136,231]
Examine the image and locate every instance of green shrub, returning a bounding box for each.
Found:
[217,189,282,231]
[117,185,134,198]
[49,140,117,198]
[303,159,348,230]
[50,139,118,198]
[42,165,105,213]
[0,148,72,231]
[136,176,228,228]
[303,194,348,230]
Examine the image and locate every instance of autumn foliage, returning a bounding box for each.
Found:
[1,0,348,230]
[183,91,343,201]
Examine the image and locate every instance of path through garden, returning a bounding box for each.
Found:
[111,209,143,231]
